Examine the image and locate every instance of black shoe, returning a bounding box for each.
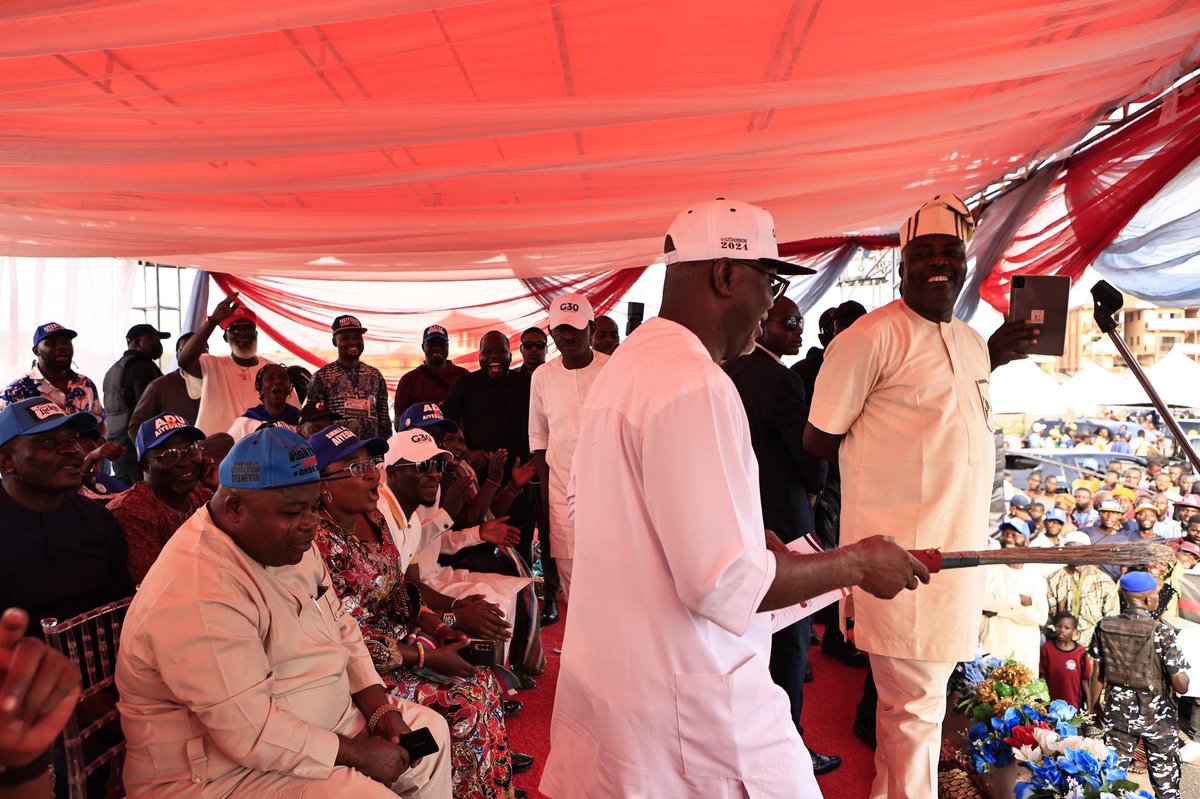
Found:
[514,790,527,799]
[853,718,877,749]
[826,646,869,667]
[811,752,842,776]
[502,699,523,716]
[511,752,535,775]
[541,595,560,626]
[804,663,813,683]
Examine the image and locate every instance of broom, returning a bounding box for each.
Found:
[910,541,1172,573]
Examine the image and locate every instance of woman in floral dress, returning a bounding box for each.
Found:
[310,427,516,799]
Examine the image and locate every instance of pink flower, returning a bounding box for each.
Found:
[1030,726,1061,754]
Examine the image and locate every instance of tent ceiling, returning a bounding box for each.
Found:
[2,1,1199,280]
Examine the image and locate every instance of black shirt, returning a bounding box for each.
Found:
[0,485,133,638]
[724,347,827,543]
[443,369,532,460]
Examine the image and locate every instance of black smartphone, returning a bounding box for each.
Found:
[1008,275,1069,356]
[461,640,499,667]
[398,728,440,760]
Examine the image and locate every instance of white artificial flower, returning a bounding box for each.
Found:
[1013,744,1043,764]
[1031,727,1061,753]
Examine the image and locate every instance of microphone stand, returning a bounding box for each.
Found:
[1090,280,1200,476]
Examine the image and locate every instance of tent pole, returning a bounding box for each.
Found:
[1091,280,1200,475]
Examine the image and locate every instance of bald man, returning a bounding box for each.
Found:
[541,199,926,799]
[117,428,451,798]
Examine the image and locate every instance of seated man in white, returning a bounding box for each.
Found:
[377,427,530,669]
[116,427,452,798]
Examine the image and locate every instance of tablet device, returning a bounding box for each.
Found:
[1008,275,1069,356]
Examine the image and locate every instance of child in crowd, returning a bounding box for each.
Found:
[1040,611,1092,710]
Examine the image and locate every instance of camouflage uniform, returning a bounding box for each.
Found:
[1089,608,1189,799]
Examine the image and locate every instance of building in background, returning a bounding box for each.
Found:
[1058,294,1200,372]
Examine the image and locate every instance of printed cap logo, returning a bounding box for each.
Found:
[324,427,355,447]
[411,432,433,444]
[559,302,580,312]
[28,402,65,422]
[153,414,189,436]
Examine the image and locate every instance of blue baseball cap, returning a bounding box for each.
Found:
[219,427,320,490]
[398,402,460,434]
[135,413,204,460]
[32,322,78,348]
[422,325,449,343]
[331,314,367,334]
[308,425,388,472]
[999,519,1030,538]
[1118,571,1158,594]
[0,398,97,449]
[1044,509,1067,525]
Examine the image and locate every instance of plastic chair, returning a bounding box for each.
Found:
[40,597,133,799]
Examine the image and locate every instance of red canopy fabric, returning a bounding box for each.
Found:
[2,2,1199,280]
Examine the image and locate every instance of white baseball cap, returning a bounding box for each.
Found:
[548,292,595,330]
[384,429,451,468]
[663,198,813,275]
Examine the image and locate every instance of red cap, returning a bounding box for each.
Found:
[219,309,258,331]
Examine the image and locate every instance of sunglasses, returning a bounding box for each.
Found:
[734,260,790,301]
[521,341,547,350]
[777,315,803,332]
[394,457,451,474]
[324,456,383,480]
[147,443,204,466]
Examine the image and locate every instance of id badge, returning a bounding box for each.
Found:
[343,397,370,417]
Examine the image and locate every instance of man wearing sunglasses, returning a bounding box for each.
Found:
[723,296,839,777]
[515,328,548,376]
[542,200,927,799]
[109,413,212,583]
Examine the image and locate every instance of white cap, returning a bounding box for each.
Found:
[548,292,595,330]
[663,199,813,275]
[1062,531,1092,547]
[384,429,451,468]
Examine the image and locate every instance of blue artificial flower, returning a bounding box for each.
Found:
[1029,757,1064,789]
[1014,783,1037,799]
[969,722,990,743]
[1055,721,1079,739]
[1022,703,1043,724]
[1057,748,1103,789]
[1047,699,1076,722]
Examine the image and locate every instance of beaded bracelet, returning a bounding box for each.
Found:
[367,704,399,735]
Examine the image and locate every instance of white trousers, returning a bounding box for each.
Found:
[555,557,573,601]
[869,653,956,799]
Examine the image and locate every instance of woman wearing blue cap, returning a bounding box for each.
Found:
[309,424,524,799]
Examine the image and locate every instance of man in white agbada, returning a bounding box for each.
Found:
[376,428,529,663]
[805,194,1038,798]
[540,199,929,799]
[529,291,609,602]
[981,520,1051,671]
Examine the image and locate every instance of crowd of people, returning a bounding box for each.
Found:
[0,193,1194,799]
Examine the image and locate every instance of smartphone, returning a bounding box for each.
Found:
[398,728,440,759]
[461,640,499,667]
[1008,275,1069,356]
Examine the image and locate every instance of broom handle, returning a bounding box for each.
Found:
[1092,280,1200,476]
[909,549,980,573]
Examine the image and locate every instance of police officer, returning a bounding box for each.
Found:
[1088,571,1190,799]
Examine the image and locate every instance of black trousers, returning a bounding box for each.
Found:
[769,616,812,736]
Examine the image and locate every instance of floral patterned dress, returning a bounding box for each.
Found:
[315,511,515,798]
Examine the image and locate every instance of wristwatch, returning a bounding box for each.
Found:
[443,612,458,629]
[0,750,54,787]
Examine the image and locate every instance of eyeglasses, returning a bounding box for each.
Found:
[734,260,790,301]
[521,341,546,350]
[147,443,203,466]
[324,456,383,480]
[394,458,451,474]
[776,315,803,332]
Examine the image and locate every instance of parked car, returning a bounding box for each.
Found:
[1005,449,1147,496]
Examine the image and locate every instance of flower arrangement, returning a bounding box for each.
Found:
[1009,725,1150,799]
[945,656,1151,799]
